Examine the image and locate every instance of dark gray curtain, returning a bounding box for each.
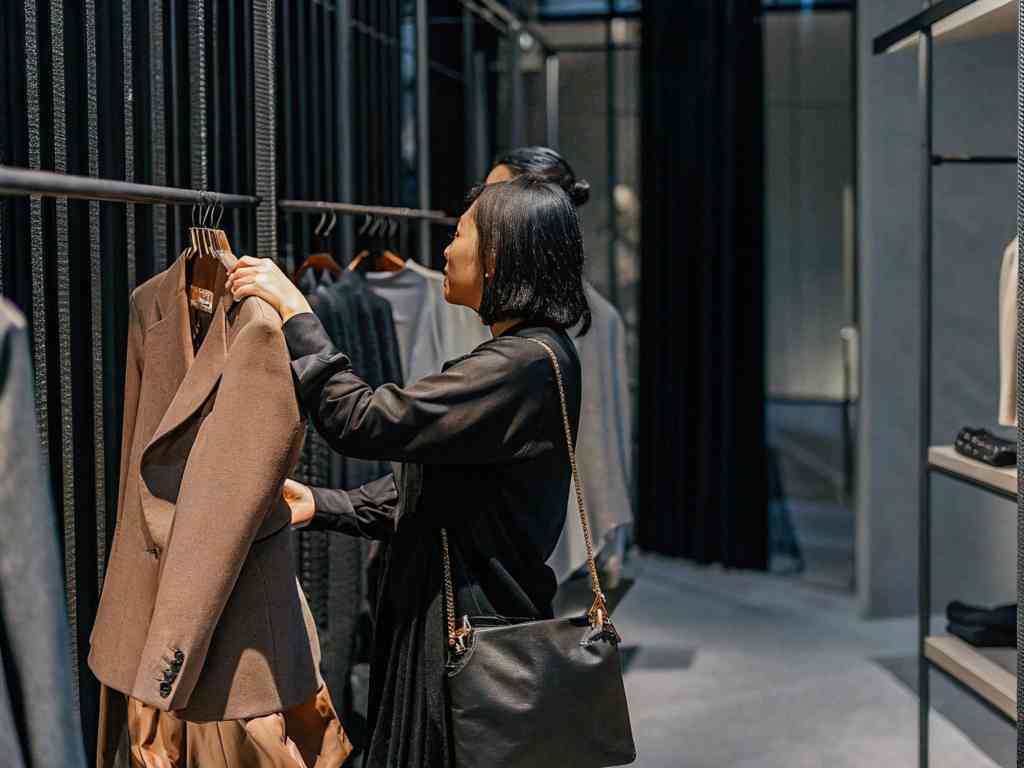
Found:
[637,0,768,569]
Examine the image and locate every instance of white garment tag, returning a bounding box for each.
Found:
[190,286,214,314]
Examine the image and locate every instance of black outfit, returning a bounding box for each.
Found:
[293,269,404,730]
[282,312,581,768]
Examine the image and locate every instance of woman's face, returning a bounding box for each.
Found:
[443,202,485,311]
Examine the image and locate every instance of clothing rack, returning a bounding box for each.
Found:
[931,155,1017,165]
[872,1,1023,765]
[0,166,260,208]
[278,199,459,226]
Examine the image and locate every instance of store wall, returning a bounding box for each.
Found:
[765,10,854,400]
[858,0,1017,617]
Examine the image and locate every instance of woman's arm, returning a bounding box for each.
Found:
[226,255,555,465]
[283,312,551,465]
[285,476,398,540]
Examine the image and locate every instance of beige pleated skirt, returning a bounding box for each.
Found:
[98,684,353,768]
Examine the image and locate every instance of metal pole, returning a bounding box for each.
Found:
[545,54,560,149]
[0,167,260,206]
[509,35,524,147]
[918,20,933,768]
[473,51,490,178]
[463,6,477,185]
[278,198,457,224]
[338,0,354,259]
[417,0,431,264]
[606,17,619,307]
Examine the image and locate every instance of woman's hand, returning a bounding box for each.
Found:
[283,479,316,529]
[226,256,312,323]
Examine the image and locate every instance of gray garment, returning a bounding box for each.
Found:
[0,298,87,768]
[548,283,634,581]
[365,260,490,385]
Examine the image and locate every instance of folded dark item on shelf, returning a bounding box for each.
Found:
[953,426,1016,467]
[946,600,1016,629]
[947,622,1017,648]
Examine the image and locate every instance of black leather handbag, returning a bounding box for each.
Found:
[441,338,637,768]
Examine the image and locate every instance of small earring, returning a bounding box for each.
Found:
[484,272,490,279]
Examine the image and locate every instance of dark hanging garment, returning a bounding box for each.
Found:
[0,299,88,768]
[300,269,404,736]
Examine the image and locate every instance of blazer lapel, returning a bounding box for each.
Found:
[138,257,231,547]
[143,291,230,464]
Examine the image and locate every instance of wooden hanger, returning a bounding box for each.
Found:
[348,216,405,272]
[294,211,343,284]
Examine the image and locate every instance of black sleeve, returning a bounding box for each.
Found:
[306,474,399,541]
[283,312,552,465]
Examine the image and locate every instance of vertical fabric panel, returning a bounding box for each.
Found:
[150,0,168,268]
[638,0,768,568]
[189,0,207,191]
[24,0,49,457]
[50,0,80,704]
[210,0,220,191]
[227,0,241,238]
[84,0,108,590]
[254,0,276,259]
[124,0,136,290]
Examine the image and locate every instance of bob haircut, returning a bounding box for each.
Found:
[493,146,591,208]
[469,175,591,335]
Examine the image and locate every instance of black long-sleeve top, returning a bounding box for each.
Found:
[282,311,581,768]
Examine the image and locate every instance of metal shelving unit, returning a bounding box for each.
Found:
[873,2,1022,765]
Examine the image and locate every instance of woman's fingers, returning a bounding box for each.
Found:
[223,255,310,321]
[229,255,263,273]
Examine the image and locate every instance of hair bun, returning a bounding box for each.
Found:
[569,179,591,207]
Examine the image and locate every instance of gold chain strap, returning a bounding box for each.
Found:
[442,338,609,653]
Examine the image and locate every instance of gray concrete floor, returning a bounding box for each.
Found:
[616,554,1010,768]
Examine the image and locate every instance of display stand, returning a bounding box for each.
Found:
[872,1,1022,765]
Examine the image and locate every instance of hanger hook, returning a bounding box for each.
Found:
[324,211,337,238]
[315,211,327,237]
[214,200,225,229]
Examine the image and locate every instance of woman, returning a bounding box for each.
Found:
[486,145,591,207]
[225,175,589,768]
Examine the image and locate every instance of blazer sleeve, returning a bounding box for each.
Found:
[306,474,399,540]
[283,312,553,465]
[130,309,303,711]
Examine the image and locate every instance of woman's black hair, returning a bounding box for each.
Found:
[493,146,591,208]
[469,176,591,335]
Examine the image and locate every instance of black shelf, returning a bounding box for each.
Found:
[873,0,1015,55]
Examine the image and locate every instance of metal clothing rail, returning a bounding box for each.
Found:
[457,0,555,54]
[0,166,261,207]
[278,198,459,226]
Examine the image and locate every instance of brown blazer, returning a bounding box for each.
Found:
[88,251,321,724]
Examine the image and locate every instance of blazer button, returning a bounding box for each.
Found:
[163,669,176,683]
[170,659,182,672]
[159,682,172,698]
[174,649,185,663]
